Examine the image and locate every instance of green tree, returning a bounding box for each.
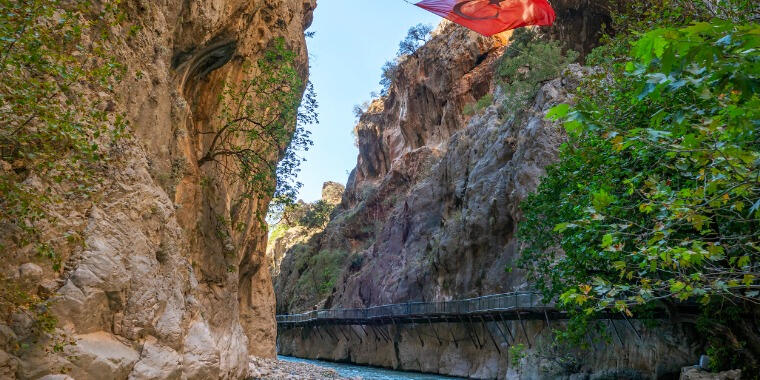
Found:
[379,60,399,95]
[398,23,432,56]
[378,24,432,95]
[518,21,760,371]
[198,37,315,216]
[298,200,335,229]
[495,29,578,117]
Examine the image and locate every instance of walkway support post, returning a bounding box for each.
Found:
[480,316,501,354]
[516,311,531,348]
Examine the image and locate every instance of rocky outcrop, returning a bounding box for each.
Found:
[680,367,742,380]
[275,22,510,313]
[1,0,315,378]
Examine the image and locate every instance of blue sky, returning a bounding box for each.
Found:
[294,0,441,202]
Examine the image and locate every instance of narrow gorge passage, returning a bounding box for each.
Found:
[1,1,757,380]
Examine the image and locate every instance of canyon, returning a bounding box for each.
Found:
[2,1,753,379]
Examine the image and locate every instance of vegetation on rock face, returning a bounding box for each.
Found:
[462,94,494,116]
[518,2,760,372]
[397,23,433,56]
[379,23,433,95]
[495,28,578,118]
[0,0,126,343]
[462,28,578,119]
[297,200,335,229]
[199,37,316,220]
[0,0,126,260]
[295,249,348,300]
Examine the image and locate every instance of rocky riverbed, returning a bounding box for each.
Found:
[248,356,354,380]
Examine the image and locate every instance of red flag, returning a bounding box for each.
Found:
[415,0,556,36]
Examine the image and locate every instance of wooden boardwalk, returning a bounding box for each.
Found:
[276,291,700,329]
[276,292,563,328]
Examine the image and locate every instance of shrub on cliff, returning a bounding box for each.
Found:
[379,23,432,95]
[398,23,433,56]
[295,249,348,298]
[518,20,760,372]
[298,200,335,229]
[495,28,578,118]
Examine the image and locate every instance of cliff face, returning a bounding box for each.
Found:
[277,61,700,378]
[275,2,612,314]
[275,22,509,313]
[1,1,315,379]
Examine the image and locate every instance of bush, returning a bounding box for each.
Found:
[518,20,760,371]
[496,29,578,117]
[463,94,494,116]
[296,249,348,297]
[298,200,335,229]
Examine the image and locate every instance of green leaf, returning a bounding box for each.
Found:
[737,256,751,268]
[591,190,616,211]
[546,103,571,120]
[553,222,577,232]
[670,281,686,293]
[601,234,614,248]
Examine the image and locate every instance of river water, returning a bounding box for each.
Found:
[278,356,463,380]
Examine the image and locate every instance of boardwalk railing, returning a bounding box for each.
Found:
[276,291,554,326]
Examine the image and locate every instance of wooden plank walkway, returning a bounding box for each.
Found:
[276,291,700,329]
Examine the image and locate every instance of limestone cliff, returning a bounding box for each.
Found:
[276,62,700,378]
[1,1,315,379]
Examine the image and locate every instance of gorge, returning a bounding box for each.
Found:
[1,0,758,379]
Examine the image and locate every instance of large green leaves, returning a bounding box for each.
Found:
[518,20,760,364]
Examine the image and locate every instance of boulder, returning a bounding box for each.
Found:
[66,332,139,379]
[18,263,43,283]
[128,337,182,380]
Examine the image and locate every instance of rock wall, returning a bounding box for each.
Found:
[1,0,315,379]
[278,319,699,379]
[275,22,511,313]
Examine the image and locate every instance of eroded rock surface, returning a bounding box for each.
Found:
[1,0,315,378]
